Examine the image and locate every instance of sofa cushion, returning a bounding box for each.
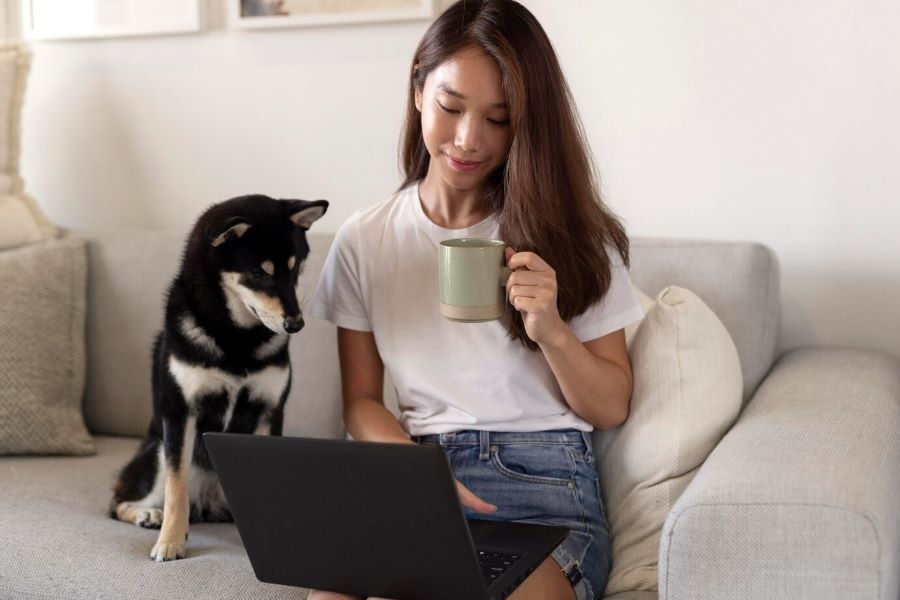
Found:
[595,285,743,595]
[0,237,94,455]
[629,238,780,404]
[0,436,314,598]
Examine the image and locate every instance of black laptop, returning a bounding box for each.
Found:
[203,432,568,600]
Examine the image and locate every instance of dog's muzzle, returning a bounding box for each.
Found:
[283,316,305,334]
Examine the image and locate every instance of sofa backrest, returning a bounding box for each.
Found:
[76,230,342,439]
[629,237,781,404]
[75,231,779,438]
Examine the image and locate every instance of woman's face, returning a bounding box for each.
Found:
[415,47,512,193]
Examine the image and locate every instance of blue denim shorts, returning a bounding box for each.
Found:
[411,429,612,600]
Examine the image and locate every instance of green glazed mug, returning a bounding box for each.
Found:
[438,238,512,322]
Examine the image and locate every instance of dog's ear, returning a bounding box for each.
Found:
[209,217,253,247]
[286,200,329,230]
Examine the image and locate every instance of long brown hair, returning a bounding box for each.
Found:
[401,0,631,350]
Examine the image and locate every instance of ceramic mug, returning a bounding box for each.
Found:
[438,238,512,322]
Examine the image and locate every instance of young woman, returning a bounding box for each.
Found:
[307,1,644,599]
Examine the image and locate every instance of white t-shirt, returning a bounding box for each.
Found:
[309,182,645,436]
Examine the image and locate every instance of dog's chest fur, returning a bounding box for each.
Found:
[168,356,289,408]
[165,299,293,413]
[167,314,292,436]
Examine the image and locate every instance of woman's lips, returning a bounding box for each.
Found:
[445,153,483,172]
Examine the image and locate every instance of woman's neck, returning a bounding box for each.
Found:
[418,169,492,229]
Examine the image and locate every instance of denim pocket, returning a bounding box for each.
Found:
[490,443,577,486]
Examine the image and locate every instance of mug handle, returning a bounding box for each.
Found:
[499,266,512,287]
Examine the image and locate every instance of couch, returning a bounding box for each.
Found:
[1,230,898,600]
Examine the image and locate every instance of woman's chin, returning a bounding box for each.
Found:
[437,166,489,191]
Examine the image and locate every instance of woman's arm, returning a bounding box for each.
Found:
[539,328,633,430]
[338,327,414,445]
[505,249,634,430]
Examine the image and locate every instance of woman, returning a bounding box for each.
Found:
[308,1,644,598]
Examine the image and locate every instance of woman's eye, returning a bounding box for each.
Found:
[436,101,459,114]
[437,99,507,125]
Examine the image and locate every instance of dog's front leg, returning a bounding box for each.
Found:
[151,414,196,562]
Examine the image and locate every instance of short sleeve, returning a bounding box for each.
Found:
[308,215,372,332]
[567,248,645,342]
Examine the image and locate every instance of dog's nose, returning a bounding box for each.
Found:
[283,316,304,334]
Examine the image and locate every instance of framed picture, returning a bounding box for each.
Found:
[230,0,436,30]
[21,0,203,41]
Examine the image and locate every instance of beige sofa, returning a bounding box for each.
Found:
[1,230,898,600]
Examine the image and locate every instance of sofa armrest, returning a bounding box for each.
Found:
[658,347,900,600]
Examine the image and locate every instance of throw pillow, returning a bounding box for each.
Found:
[0,42,55,249]
[594,285,743,595]
[0,193,56,249]
[0,237,94,455]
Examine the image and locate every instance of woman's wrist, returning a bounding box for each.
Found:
[535,317,572,352]
[345,395,416,445]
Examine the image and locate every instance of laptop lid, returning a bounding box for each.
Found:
[204,432,498,600]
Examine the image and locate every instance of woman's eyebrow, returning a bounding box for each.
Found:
[436,82,508,109]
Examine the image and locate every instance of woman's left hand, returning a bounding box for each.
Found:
[505,247,566,346]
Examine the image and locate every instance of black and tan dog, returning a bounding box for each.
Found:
[110,195,328,561]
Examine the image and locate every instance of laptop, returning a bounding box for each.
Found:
[203,432,569,600]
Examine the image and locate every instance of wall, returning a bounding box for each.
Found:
[17,1,900,359]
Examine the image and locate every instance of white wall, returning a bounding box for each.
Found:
[18,1,900,360]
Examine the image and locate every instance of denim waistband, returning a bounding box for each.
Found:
[411,429,594,463]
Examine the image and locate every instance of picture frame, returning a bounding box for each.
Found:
[20,0,204,41]
[229,0,436,30]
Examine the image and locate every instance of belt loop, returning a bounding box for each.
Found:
[580,431,594,463]
[479,431,490,460]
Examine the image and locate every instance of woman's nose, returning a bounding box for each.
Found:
[454,114,483,153]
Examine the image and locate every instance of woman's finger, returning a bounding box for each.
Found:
[506,270,545,287]
[507,251,552,273]
[508,285,539,303]
[512,296,542,313]
[455,479,497,514]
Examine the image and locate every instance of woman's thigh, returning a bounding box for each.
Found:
[508,554,576,600]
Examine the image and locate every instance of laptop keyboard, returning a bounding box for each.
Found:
[477,550,521,584]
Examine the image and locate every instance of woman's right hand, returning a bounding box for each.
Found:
[455,479,497,514]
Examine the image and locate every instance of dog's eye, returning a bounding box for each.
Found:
[248,267,268,279]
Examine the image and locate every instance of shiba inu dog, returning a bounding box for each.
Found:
[110,194,328,562]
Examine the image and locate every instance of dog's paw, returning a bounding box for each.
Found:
[150,539,186,562]
[114,502,166,529]
[137,508,163,529]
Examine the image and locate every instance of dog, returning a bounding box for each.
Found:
[110,194,328,562]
